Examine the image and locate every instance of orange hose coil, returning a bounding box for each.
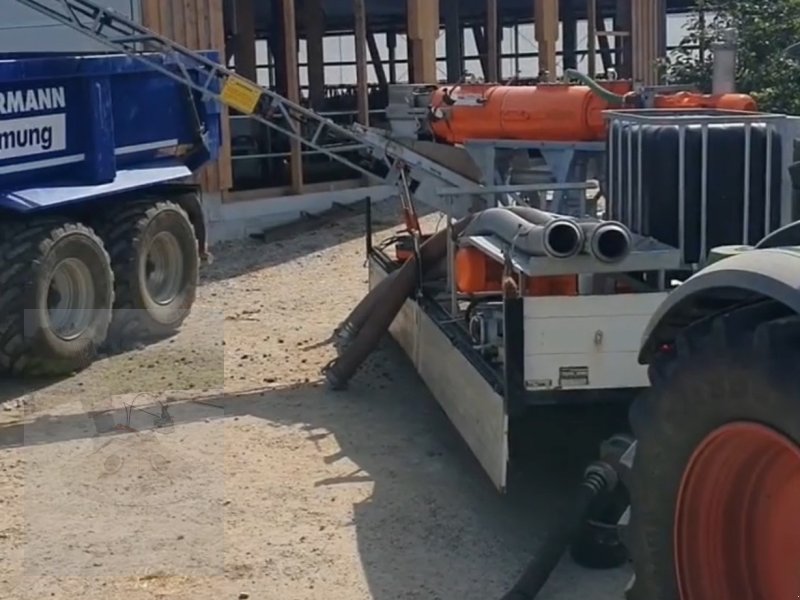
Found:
[429,83,758,144]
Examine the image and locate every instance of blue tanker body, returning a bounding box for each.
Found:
[0,51,222,211]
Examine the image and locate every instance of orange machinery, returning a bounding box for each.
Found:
[428,81,758,145]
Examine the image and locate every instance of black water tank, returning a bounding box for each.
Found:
[607,122,783,264]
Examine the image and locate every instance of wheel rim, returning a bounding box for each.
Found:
[47,257,96,341]
[675,422,800,600]
[144,231,184,305]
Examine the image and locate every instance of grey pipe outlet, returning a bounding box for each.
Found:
[579,221,632,263]
[465,207,584,259]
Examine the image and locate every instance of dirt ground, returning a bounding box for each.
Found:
[0,199,631,600]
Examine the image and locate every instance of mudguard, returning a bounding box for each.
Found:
[639,248,800,363]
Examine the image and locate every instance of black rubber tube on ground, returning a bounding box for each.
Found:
[464,208,584,259]
[500,463,616,600]
[324,216,473,389]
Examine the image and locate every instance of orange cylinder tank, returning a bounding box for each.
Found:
[430,83,632,144]
[429,82,758,145]
[653,91,758,112]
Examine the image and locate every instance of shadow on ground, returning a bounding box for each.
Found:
[0,342,631,600]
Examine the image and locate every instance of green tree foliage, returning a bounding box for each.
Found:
[664,0,800,114]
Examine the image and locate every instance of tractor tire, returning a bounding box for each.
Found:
[0,220,114,376]
[623,300,800,600]
[100,199,199,349]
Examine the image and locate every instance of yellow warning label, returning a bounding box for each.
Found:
[220,76,263,114]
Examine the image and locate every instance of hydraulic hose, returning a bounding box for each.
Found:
[324,216,473,390]
[564,69,626,106]
[500,461,617,600]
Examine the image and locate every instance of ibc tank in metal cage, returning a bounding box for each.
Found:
[605,109,800,265]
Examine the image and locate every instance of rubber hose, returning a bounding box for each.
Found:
[500,465,614,600]
[335,270,400,347]
[325,216,473,390]
[564,69,626,106]
[336,253,449,348]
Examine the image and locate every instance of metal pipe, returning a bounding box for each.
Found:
[508,206,632,263]
[579,221,633,263]
[466,208,584,259]
[711,28,737,95]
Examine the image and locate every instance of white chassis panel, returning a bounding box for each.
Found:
[523,293,669,391]
[368,261,509,491]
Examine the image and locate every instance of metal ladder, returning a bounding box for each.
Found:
[12,0,386,181]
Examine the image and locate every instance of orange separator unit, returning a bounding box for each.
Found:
[455,246,578,297]
[429,83,758,145]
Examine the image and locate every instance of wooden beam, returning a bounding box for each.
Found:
[354,0,369,125]
[281,0,303,193]
[486,0,499,82]
[444,0,463,82]
[587,0,597,77]
[534,0,559,81]
[306,0,325,110]
[407,0,439,83]
[631,0,662,84]
[231,0,256,81]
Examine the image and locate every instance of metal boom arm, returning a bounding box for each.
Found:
[12,0,385,181]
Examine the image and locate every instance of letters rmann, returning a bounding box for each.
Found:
[0,87,67,159]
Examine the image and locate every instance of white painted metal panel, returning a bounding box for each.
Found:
[369,262,509,491]
[0,0,141,52]
[523,293,668,391]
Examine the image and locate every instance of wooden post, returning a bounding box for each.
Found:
[631,0,662,85]
[306,0,325,111]
[354,0,369,125]
[281,0,303,193]
[444,0,463,82]
[486,0,499,82]
[534,0,558,81]
[407,0,439,83]
[231,0,257,81]
[587,0,597,77]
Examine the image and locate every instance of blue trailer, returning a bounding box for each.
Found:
[0,51,222,375]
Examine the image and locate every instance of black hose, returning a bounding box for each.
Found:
[500,462,617,600]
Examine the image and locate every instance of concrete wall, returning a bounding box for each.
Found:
[0,0,142,52]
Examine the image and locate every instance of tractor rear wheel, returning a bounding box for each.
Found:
[624,300,800,600]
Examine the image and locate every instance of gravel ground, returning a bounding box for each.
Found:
[0,199,630,600]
